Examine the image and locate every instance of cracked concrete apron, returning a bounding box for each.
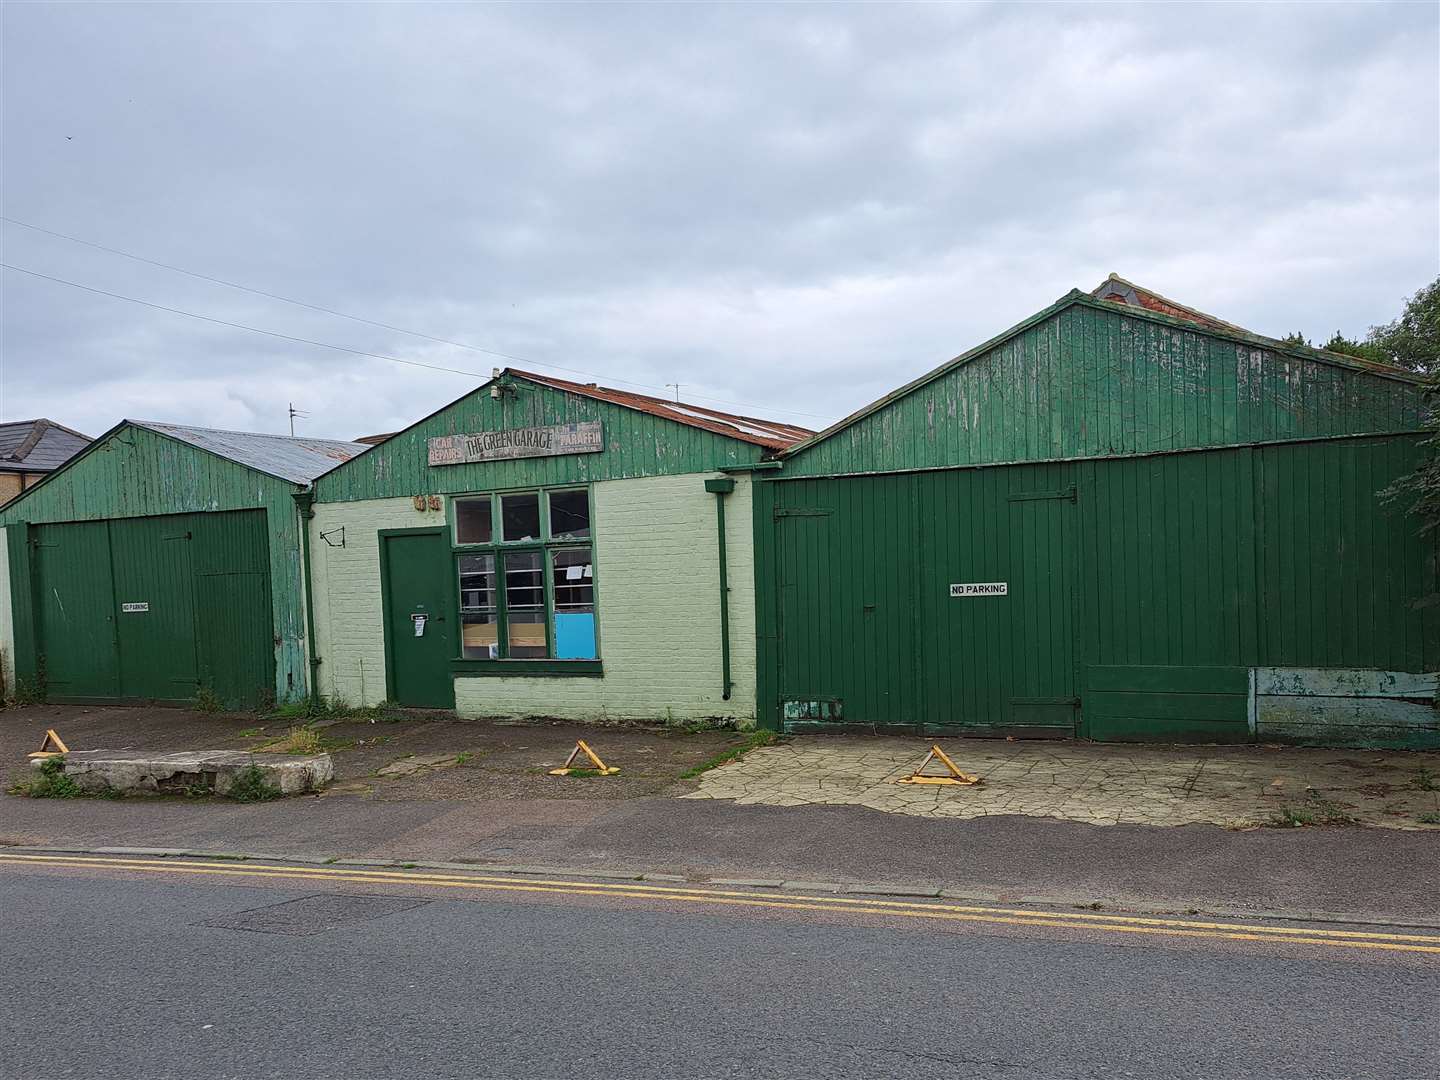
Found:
[681,737,1440,829]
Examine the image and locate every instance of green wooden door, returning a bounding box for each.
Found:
[382,529,456,708]
[111,516,200,702]
[770,465,1077,735]
[192,510,276,709]
[33,521,120,699]
[914,464,1078,735]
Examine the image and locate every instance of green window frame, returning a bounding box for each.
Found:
[450,486,599,671]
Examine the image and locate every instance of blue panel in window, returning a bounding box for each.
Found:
[554,612,597,660]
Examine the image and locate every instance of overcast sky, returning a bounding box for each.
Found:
[2,2,1437,441]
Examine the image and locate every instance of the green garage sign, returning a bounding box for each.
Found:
[428,421,603,466]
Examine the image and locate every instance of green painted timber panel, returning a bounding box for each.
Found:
[33,521,120,699]
[110,515,199,702]
[192,510,276,708]
[314,379,769,504]
[782,299,1423,478]
[757,434,1437,745]
[24,510,276,708]
[769,463,1078,733]
[1256,437,1436,672]
[0,424,306,703]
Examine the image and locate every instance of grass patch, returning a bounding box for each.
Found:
[455,751,474,766]
[1418,811,1440,825]
[679,730,780,779]
[1412,767,1438,792]
[227,765,281,803]
[8,755,84,799]
[237,727,265,739]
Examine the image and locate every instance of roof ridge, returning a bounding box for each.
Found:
[506,369,813,449]
[133,419,365,447]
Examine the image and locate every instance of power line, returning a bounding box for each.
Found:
[2,262,494,379]
[1,216,833,422]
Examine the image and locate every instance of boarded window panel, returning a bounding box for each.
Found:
[501,492,541,542]
[548,489,591,539]
[552,546,596,659]
[454,497,492,545]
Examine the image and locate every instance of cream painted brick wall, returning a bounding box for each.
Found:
[454,472,755,725]
[311,475,756,724]
[0,528,14,695]
[309,497,445,705]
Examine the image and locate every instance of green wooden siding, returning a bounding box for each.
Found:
[0,424,306,704]
[782,298,1424,478]
[757,435,1438,746]
[22,510,276,708]
[314,380,770,504]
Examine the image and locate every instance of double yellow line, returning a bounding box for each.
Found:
[4,852,1438,955]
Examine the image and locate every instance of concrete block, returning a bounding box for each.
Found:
[51,750,332,796]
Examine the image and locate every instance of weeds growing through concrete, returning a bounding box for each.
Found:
[1268,800,1358,828]
[228,765,281,802]
[7,755,84,798]
[679,730,780,779]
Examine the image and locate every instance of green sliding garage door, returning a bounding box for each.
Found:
[32,509,275,708]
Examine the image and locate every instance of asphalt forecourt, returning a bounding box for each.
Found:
[4,851,1438,958]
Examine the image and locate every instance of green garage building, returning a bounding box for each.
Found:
[306,370,809,722]
[754,277,1438,749]
[0,421,364,708]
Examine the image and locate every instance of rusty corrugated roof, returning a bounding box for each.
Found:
[134,421,368,484]
[509,370,815,450]
[1091,273,1414,377]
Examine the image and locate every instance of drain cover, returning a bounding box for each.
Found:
[202,893,431,936]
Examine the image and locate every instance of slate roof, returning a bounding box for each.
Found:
[511,370,815,450]
[0,418,91,473]
[133,421,368,484]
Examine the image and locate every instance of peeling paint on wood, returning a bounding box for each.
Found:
[783,299,1424,478]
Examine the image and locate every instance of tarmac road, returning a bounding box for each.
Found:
[1,854,1436,1080]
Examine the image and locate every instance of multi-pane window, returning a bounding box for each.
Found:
[452,488,596,661]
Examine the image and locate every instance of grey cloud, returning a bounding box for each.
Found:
[2,2,1435,440]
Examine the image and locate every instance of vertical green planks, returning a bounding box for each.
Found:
[0,424,310,703]
[782,298,1423,479]
[32,521,119,699]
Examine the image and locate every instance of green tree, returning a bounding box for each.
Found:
[1320,331,1386,364]
[1367,278,1439,374]
[1378,278,1440,550]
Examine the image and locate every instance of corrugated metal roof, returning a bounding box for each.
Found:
[134,421,368,484]
[510,370,814,450]
[0,418,92,472]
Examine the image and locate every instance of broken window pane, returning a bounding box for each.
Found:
[501,492,541,542]
[548,489,591,539]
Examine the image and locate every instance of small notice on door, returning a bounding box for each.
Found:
[121,602,149,613]
[411,613,428,637]
[949,582,1008,597]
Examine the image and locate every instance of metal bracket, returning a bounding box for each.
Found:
[320,526,346,548]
